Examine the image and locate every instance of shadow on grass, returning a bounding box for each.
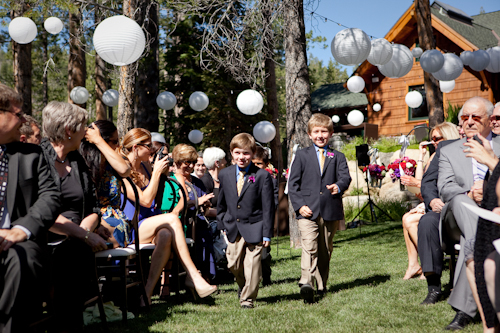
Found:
[328,274,391,293]
[334,224,401,244]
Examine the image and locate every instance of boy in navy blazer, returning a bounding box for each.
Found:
[288,113,351,302]
[217,133,275,308]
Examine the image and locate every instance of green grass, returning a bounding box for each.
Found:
[341,136,420,161]
[85,222,483,333]
[350,187,364,196]
[344,197,411,222]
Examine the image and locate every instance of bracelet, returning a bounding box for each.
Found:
[417,160,424,163]
[83,227,91,243]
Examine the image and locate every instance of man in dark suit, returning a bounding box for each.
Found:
[217,133,275,309]
[0,83,61,332]
[288,113,351,302]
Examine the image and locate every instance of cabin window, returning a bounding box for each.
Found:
[408,85,429,121]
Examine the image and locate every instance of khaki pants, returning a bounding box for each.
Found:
[298,217,339,291]
[226,235,263,307]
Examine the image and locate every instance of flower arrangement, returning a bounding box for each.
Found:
[388,157,416,182]
[265,167,279,179]
[362,164,386,180]
[282,168,289,179]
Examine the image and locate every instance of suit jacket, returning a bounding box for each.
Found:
[5,142,61,244]
[288,146,351,221]
[216,163,275,244]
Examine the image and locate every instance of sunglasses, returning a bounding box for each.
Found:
[491,115,500,121]
[460,114,483,122]
[0,108,25,120]
[431,136,443,142]
[181,160,197,166]
[137,143,153,150]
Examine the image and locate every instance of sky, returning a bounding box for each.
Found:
[304,0,500,75]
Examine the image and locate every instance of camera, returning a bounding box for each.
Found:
[154,146,173,166]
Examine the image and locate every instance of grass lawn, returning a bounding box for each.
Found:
[86,221,483,333]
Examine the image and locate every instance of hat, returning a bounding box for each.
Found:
[150,132,166,144]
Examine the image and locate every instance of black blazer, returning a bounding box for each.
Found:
[216,163,275,244]
[5,142,62,244]
[288,146,351,221]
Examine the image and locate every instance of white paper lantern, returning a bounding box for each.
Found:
[44,17,64,34]
[346,76,365,93]
[9,17,37,44]
[373,103,381,112]
[460,51,474,66]
[367,38,393,66]
[431,53,463,81]
[412,47,423,58]
[70,86,89,104]
[331,28,371,66]
[236,89,264,115]
[332,115,340,123]
[419,49,444,73]
[102,89,119,107]
[253,121,276,143]
[405,91,423,108]
[469,50,490,72]
[347,110,364,126]
[486,47,500,73]
[156,91,177,110]
[189,91,209,112]
[377,44,413,78]
[439,80,455,93]
[93,15,145,66]
[188,130,203,144]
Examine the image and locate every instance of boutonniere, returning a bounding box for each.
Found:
[326,151,335,159]
[248,175,255,183]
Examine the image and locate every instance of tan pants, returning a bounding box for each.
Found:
[226,235,263,307]
[298,217,339,291]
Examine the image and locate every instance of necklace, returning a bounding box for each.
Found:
[55,157,67,163]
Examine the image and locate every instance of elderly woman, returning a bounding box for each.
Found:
[119,129,216,304]
[40,101,108,332]
[200,147,227,208]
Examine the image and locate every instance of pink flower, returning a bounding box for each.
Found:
[326,152,335,158]
[248,176,255,183]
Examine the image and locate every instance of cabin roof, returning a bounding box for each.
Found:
[311,83,368,111]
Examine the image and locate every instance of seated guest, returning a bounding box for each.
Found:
[19,114,42,144]
[40,101,109,332]
[0,84,61,332]
[400,122,459,280]
[80,120,132,248]
[193,151,207,180]
[490,102,500,136]
[438,97,500,330]
[150,132,169,164]
[119,129,216,304]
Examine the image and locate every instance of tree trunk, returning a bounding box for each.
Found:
[415,0,443,127]
[42,25,48,109]
[67,7,87,108]
[134,0,159,131]
[11,3,32,115]
[95,3,107,120]
[284,0,312,248]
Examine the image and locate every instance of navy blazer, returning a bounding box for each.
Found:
[216,163,275,244]
[288,145,351,221]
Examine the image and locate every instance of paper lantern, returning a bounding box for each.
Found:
[93,15,146,66]
[419,50,444,73]
[347,110,364,126]
[236,89,264,115]
[412,47,423,58]
[44,17,64,34]
[439,80,455,93]
[367,38,393,66]
[332,115,340,123]
[405,91,423,108]
[9,17,37,44]
[102,89,119,107]
[156,91,177,110]
[188,130,203,144]
[377,44,413,78]
[460,51,474,66]
[486,47,500,73]
[253,121,276,143]
[189,91,209,112]
[431,53,463,81]
[346,76,365,93]
[373,103,381,112]
[331,28,371,66]
[70,86,89,104]
[469,50,490,72]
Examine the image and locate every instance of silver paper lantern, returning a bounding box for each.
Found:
[188,130,203,144]
[373,103,381,112]
[405,91,423,108]
[460,51,474,66]
[469,50,490,72]
[9,17,37,44]
[253,121,276,143]
[377,44,413,78]
[412,47,423,58]
[439,80,455,93]
[93,15,146,66]
[156,91,177,110]
[331,28,371,66]
[332,115,340,123]
[419,49,444,73]
[44,17,64,35]
[70,86,89,104]
[102,89,119,107]
[486,47,500,73]
[236,89,264,115]
[346,76,365,93]
[347,110,364,126]
[431,53,463,81]
[367,38,393,66]
[189,91,209,112]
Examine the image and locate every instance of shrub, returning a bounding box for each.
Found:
[344,197,410,222]
[350,187,364,196]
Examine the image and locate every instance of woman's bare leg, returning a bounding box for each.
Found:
[402,212,422,280]
[466,259,495,333]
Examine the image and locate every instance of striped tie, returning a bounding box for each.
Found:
[237,171,246,196]
[475,161,488,181]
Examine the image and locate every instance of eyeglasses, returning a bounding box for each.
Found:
[460,114,483,123]
[181,160,197,166]
[431,136,443,142]
[0,108,25,120]
[491,115,500,121]
[137,143,153,150]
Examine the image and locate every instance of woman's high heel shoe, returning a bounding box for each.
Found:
[184,274,217,299]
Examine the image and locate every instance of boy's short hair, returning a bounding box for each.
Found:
[307,113,333,134]
[230,133,256,153]
[254,146,269,165]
